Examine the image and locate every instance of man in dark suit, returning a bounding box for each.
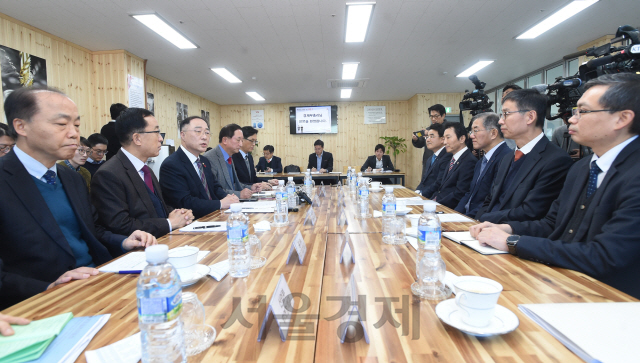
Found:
[429,122,477,208]
[100,103,126,160]
[83,133,108,176]
[255,144,283,173]
[412,104,447,179]
[415,123,452,197]
[233,126,278,189]
[307,139,333,172]
[92,108,194,238]
[0,88,155,309]
[160,116,238,219]
[361,144,394,172]
[475,89,572,223]
[471,73,640,298]
[455,113,512,217]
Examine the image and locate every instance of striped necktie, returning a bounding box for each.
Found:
[196,157,212,200]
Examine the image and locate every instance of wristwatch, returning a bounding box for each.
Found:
[506,235,520,255]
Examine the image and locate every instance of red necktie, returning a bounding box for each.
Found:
[448,157,456,171]
[514,150,524,162]
[227,157,232,165]
[141,165,154,193]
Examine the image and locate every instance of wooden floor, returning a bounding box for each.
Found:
[3,187,636,362]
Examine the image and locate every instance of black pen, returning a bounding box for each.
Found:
[193,224,221,229]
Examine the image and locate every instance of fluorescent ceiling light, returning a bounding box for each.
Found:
[517,0,599,39]
[341,89,352,98]
[345,2,375,42]
[342,63,359,80]
[456,61,494,77]
[132,14,197,49]
[211,68,242,83]
[246,92,265,101]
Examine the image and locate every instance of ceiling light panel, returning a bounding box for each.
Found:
[341,89,353,98]
[456,61,494,77]
[246,92,265,101]
[342,63,359,80]
[132,14,197,49]
[211,68,242,83]
[345,2,375,43]
[517,0,599,39]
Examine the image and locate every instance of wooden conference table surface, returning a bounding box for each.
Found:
[3,187,636,362]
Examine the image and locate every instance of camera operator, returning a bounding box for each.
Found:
[552,117,592,160]
[412,104,447,179]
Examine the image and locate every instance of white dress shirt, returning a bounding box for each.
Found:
[180,145,201,177]
[13,145,57,182]
[591,135,638,187]
[517,132,545,155]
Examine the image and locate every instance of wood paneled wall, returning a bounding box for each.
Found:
[145,76,220,148]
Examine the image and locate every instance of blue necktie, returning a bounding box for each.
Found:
[465,157,488,214]
[430,154,436,165]
[586,161,601,198]
[43,170,56,185]
[477,156,488,182]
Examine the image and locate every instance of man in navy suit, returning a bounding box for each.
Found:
[455,113,512,217]
[307,139,333,172]
[472,73,640,299]
[415,123,452,197]
[160,117,239,219]
[429,122,477,208]
[0,88,156,309]
[233,126,278,189]
[255,144,283,173]
[475,89,572,223]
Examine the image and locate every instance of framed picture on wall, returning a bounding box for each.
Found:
[0,45,47,100]
[147,92,154,113]
[201,110,209,123]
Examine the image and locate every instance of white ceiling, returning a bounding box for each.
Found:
[1,0,639,105]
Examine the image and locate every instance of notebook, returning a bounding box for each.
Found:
[442,232,508,255]
[0,312,73,363]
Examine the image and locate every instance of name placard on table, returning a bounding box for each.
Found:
[337,204,348,226]
[303,205,317,226]
[258,274,293,342]
[339,231,355,264]
[340,275,369,344]
[286,231,307,265]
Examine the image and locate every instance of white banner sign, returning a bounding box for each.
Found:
[251,110,264,129]
[364,106,386,124]
[295,106,331,133]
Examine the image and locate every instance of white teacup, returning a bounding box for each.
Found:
[168,246,199,279]
[370,181,382,189]
[396,200,407,210]
[453,276,503,327]
[361,177,372,184]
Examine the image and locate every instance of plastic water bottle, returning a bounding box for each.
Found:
[286,177,296,208]
[137,245,186,363]
[274,180,289,225]
[417,203,441,249]
[346,167,352,188]
[381,187,397,242]
[227,204,250,278]
[358,175,370,218]
[415,202,446,299]
[349,169,357,195]
[304,169,313,195]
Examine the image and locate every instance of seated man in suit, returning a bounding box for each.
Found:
[475,89,572,223]
[361,144,394,172]
[415,123,452,197]
[0,123,16,158]
[307,139,333,172]
[429,122,477,208]
[455,113,512,217]
[57,136,92,191]
[412,104,447,179]
[84,133,108,176]
[100,103,126,160]
[203,123,261,199]
[255,144,283,173]
[92,108,194,238]
[160,116,238,219]
[471,73,640,298]
[232,126,278,190]
[0,87,156,309]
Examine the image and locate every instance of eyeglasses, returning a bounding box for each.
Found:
[244,138,259,146]
[77,147,92,156]
[138,130,162,135]
[571,108,613,119]
[184,129,211,137]
[0,144,15,153]
[92,149,108,156]
[469,129,487,135]
[429,114,443,119]
[500,110,531,119]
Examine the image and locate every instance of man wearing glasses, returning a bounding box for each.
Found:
[471,73,640,299]
[83,133,109,176]
[475,89,572,223]
[92,108,194,238]
[412,104,447,182]
[57,136,93,191]
[0,123,15,158]
[232,126,278,189]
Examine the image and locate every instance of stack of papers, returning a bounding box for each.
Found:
[98,249,209,273]
[397,197,440,206]
[519,302,640,363]
[85,332,141,363]
[223,201,276,213]
[0,312,73,363]
[179,222,227,232]
[208,260,230,281]
[442,232,508,255]
[254,220,271,232]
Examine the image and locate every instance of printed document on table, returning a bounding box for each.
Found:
[99,250,209,272]
[442,232,508,255]
[85,332,141,363]
[433,214,474,223]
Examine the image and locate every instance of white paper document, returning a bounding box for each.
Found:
[99,250,209,272]
[208,260,230,281]
[85,332,141,363]
[254,220,271,232]
[179,221,227,232]
[519,302,640,363]
[434,214,474,223]
[224,208,274,213]
[442,232,508,255]
[396,197,439,206]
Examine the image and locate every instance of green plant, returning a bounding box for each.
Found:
[379,136,407,171]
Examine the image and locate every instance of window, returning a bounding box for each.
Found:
[527,73,543,88]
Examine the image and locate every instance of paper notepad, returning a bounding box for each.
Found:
[0,312,73,363]
[85,332,141,363]
[98,250,209,272]
[519,302,640,363]
[208,260,230,281]
[442,232,508,255]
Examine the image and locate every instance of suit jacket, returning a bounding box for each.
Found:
[203,146,252,198]
[160,147,228,219]
[430,149,477,208]
[100,122,121,161]
[360,154,394,172]
[475,136,572,223]
[307,152,333,172]
[91,149,173,238]
[255,156,283,173]
[507,137,640,299]
[455,142,512,217]
[416,149,452,198]
[0,151,123,309]
[233,152,258,184]
[412,135,434,178]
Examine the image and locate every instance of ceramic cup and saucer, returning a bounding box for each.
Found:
[168,246,210,287]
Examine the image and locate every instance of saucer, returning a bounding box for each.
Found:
[435,299,519,337]
[179,264,210,287]
[370,187,384,192]
[395,207,413,215]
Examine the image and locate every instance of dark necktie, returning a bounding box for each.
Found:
[586,161,602,198]
[448,157,456,172]
[244,154,251,173]
[43,170,56,185]
[431,154,436,165]
[196,157,212,200]
[514,150,524,162]
[141,165,155,193]
[477,156,488,182]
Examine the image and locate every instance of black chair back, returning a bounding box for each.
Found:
[284,165,301,173]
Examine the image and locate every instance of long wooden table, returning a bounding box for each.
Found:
[3,187,636,362]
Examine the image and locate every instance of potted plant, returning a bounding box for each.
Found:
[379,136,407,171]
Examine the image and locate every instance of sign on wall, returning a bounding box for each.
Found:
[251,110,264,129]
[127,74,145,108]
[364,106,386,124]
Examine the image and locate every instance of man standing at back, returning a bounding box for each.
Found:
[160,116,238,219]
[476,89,572,223]
[92,108,194,238]
[100,103,126,160]
[412,104,447,180]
